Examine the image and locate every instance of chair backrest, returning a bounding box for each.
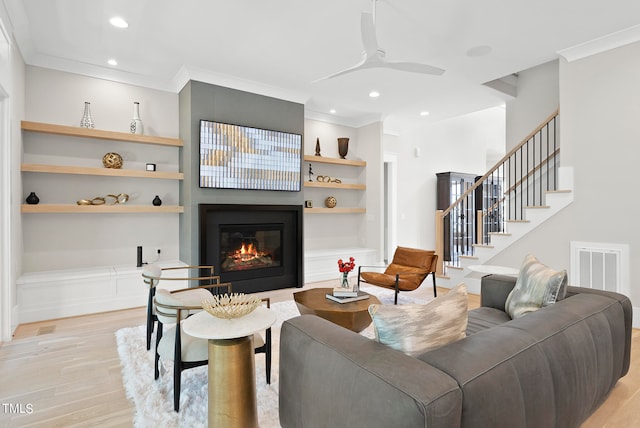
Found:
[142,264,162,288]
[385,246,438,279]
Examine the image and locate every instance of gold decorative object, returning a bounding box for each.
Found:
[316,176,342,183]
[325,196,337,208]
[338,137,350,159]
[202,293,262,319]
[76,193,129,205]
[102,152,123,169]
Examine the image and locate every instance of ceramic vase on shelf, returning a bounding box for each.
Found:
[130,102,144,135]
[80,102,95,129]
[337,138,349,159]
[25,192,39,205]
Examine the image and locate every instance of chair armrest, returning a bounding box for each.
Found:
[480,274,517,311]
[171,281,230,294]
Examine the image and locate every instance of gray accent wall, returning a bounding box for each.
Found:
[178,81,305,264]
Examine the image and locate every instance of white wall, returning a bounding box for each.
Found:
[506,60,559,150]
[385,107,506,250]
[22,67,180,272]
[490,42,640,306]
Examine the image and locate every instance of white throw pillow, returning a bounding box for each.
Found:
[505,254,568,319]
[368,283,468,356]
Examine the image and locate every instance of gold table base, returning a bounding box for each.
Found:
[208,336,257,428]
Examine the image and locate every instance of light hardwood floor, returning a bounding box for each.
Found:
[0,283,637,427]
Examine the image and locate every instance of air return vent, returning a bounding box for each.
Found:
[570,242,629,295]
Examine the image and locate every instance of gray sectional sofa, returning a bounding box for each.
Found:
[279,274,632,428]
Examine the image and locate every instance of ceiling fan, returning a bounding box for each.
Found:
[316,0,445,81]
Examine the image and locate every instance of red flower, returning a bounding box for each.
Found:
[337,256,356,273]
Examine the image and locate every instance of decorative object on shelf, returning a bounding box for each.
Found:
[316,175,342,183]
[80,101,95,129]
[308,163,314,182]
[315,137,321,156]
[325,196,337,208]
[130,101,144,135]
[146,163,156,171]
[25,192,40,205]
[304,200,313,208]
[102,152,123,169]
[77,193,129,206]
[202,293,262,319]
[337,256,356,288]
[152,195,162,206]
[338,138,350,159]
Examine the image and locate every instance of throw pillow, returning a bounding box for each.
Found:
[368,282,468,356]
[505,254,568,319]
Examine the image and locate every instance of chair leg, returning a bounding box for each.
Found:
[154,323,163,380]
[146,287,156,350]
[432,272,437,297]
[265,328,272,384]
[394,274,399,305]
[173,361,181,412]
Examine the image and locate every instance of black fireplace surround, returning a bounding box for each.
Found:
[199,204,303,294]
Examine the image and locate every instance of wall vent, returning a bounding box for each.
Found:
[570,241,629,295]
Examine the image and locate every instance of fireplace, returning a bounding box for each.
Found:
[199,204,303,293]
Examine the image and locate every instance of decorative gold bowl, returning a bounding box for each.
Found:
[202,293,262,319]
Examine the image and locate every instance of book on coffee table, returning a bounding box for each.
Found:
[325,292,370,304]
[332,287,358,297]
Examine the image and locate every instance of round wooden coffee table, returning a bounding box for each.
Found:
[293,287,381,332]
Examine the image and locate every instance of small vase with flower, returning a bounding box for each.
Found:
[337,257,356,289]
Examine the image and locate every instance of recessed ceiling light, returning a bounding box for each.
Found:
[420,111,430,116]
[329,109,336,114]
[466,45,492,57]
[109,17,129,28]
[108,59,118,66]
[369,91,380,98]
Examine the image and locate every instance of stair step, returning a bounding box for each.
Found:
[546,189,572,194]
[506,219,530,223]
[489,232,512,236]
[524,205,550,209]
[473,244,494,249]
[445,265,464,271]
[459,255,479,260]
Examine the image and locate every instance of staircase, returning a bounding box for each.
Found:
[435,109,572,293]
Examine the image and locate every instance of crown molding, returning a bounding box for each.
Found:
[558,24,640,62]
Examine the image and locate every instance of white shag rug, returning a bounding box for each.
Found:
[115,285,428,427]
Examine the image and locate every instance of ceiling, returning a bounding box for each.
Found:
[4,0,640,131]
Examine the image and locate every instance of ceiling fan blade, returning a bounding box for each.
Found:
[385,61,445,76]
[312,57,371,82]
[361,12,378,57]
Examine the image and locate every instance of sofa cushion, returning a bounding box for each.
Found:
[505,254,567,319]
[368,282,468,356]
[466,307,511,335]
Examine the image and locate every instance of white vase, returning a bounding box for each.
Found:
[80,101,95,128]
[130,102,144,135]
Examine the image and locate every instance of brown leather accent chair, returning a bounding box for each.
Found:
[357,246,438,304]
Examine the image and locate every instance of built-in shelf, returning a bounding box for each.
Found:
[303,155,366,167]
[21,204,184,214]
[303,181,365,190]
[21,163,184,180]
[21,121,183,147]
[304,207,366,214]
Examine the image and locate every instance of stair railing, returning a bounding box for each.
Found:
[435,109,559,275]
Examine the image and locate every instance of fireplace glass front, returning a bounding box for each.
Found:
[219,224,282,273]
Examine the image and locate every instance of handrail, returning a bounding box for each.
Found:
[442,109,559,217]
[436,108,560,271]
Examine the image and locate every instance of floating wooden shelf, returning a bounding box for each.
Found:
[304,207,366,214]
[21,121,183,147]
[303,181,365,190]
[21,163,184,180]
[21,204,184,214]
[303,155,366,167]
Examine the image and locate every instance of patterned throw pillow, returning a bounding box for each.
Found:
[505,254,568,319]
[368,283,468,356]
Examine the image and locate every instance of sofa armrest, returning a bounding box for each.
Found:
[279,315,462,428]
[480,274,517,311]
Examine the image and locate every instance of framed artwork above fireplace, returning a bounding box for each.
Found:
[199,120,302,191]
